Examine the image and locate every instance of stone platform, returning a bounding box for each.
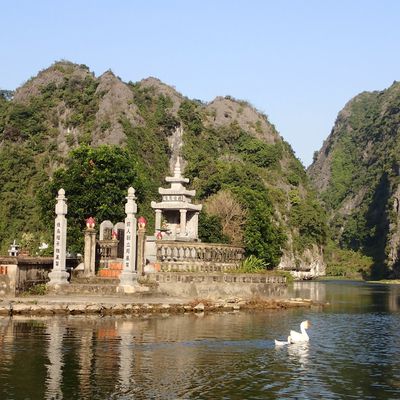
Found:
[0,293,322,317]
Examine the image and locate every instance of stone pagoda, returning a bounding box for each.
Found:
[151,158,202,241]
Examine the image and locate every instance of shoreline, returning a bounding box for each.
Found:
[0,294,325,317]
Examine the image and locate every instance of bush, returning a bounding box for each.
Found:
[24,284,48,296]
[198,212,229,243]
[325,243,373,278]
[239,255,268,272]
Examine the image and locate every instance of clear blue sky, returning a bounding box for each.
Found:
[2,0,400,166]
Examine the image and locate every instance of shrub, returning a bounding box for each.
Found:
[239,255,268,272]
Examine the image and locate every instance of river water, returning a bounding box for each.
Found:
[0,281,400,400]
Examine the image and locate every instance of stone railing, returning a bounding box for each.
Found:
[156,241,245,272]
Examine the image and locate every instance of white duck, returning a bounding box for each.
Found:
[274,320,311,346]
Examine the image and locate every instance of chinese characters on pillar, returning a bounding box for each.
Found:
[54,221,61,267]
[124,221,132,269]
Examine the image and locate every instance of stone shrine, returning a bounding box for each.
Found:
[8,240,19,257]
[151,158,202,241]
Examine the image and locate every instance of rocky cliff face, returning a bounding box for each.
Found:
[308,81,400,277]
[0,61,326,278]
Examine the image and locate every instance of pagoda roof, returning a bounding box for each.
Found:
[164,158,189,184]
[158,188,195,197]
[151,201,202,211]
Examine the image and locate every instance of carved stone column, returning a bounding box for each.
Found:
[155,209,162,232]
[137,218,146,277]
[180,209,187,236]
[119,187,140,293]
[83,227,96,277]
[48,189,69,286]
[119,187,137,282]
[193,212,199,240]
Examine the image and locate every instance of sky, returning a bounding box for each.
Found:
[1,0,400,166]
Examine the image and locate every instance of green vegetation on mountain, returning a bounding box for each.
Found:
[309,81,400,278]
[179,99,326,267]
[0,61,327,272]
[323,242,373,278]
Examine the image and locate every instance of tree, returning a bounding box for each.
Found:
[198,212,229,244]
[204,190,246,246]
[40,145,143,253]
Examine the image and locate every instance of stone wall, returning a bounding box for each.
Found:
[49,272,288,300]
[0,258,18,295]
[0,275,11,296]
[0,257,79,295]
[17,258,53,292]
[145,272,287,299]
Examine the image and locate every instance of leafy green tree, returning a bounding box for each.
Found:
[40,145,143,253]
[232,187,286,268]
[0,143,47,252]
[178,100,203,135]
[198,212,229,244]
[290,196,328,251]
[236,135,283,168]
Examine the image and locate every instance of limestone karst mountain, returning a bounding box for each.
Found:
[0,61,327,276]
[309,81,400,278]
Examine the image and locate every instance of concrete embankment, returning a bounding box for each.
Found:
[0,294,325,316]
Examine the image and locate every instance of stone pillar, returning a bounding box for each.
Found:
[83,228,96,277]
[137,223,146,277]
[180,209,187,236]
[193,212,199,240]
[110,236,119,259]
[155,209,162,232]
[48,189,69,286]
[119,187,138,291]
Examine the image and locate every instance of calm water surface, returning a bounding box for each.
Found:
[1,281,400,399]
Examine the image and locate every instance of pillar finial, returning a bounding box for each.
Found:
[173,157,182,178]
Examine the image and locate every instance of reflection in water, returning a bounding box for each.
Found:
[79,324,93,396]
[0,281,400,399]
[117,320,134,391]
[292,279,400,313]
[291,281,327,303]
[46,318,65,400]
[287,341,309,369]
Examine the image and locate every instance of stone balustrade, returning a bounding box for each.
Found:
[156,240,245,272]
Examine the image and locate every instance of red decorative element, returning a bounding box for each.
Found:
[156,231,163,240]
[86,216,96,229]
[112,230,118,239]
[138,216,147,229]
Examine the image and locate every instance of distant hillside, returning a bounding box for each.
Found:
[0,61,327,275]
[309,81,400,278]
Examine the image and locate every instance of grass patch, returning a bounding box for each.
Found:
[21,283,48,296]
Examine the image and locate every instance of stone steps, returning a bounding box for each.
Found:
[98,269,121,278]
[48,283,157,297]
[109,262,123,270]
[66,283,118,294]
[71,277,120,285]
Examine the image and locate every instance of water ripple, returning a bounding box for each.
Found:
[1,282,400,399]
